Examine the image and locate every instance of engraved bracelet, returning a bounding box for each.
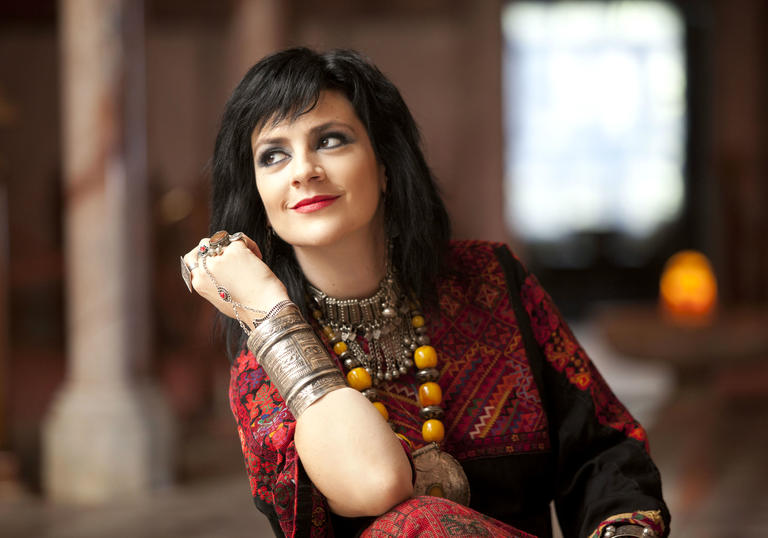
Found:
[246,302,346,417]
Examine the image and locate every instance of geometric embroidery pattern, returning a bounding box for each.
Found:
[413,240,551,460]
[359,496,538,537]
[520,272,649,449]
[589,510,666,538]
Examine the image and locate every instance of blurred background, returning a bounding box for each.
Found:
[0,0,766,536]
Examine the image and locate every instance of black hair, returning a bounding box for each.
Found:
[210,47,451,362]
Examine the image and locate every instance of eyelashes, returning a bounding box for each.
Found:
[258,149,288,167]
[256,131,352,168]
[318,132,350,149]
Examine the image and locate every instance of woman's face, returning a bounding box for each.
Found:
[251,91,386,252]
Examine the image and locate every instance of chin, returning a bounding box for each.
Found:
[281,228,352,249]
[284,221,380,251]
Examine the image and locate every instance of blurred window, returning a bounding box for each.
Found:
[502,1,686,244]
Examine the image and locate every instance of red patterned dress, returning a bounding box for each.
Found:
[229,241,670,537]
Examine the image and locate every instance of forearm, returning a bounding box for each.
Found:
[246,302,413,517]
[296,387,413,517]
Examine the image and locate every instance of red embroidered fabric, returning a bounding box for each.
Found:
[228,241,552,536]
[380,240,551,459]
[228,240,668,537]
[519,272,649,449]
[361,496,537,538]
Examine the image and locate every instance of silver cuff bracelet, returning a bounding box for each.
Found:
[246,302,346,417]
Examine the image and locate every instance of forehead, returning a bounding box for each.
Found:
[252,91,360,141]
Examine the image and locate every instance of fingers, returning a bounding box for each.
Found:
[235,233,263,259]
[181,232,256,299]
[181,239,209,292]
[179,230,289,321]
[183,256,201,294]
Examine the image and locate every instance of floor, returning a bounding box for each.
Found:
[2,322,767,538]
[578,323,768,538]
[0,420,274,538]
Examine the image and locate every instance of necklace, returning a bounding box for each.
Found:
[307,270,470,505]
[307,269,423,382]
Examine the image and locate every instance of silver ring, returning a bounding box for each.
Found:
[209,231,245,256]
[208,230,230,256]
[180,256,196,292]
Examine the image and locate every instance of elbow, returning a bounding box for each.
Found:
[365,470,413,516]
[331,467,413,517]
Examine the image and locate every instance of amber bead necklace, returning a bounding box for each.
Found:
[307,269,446,446]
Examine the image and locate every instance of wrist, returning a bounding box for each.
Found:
[240,287,291,327]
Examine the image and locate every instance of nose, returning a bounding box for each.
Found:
[291,151,325,186]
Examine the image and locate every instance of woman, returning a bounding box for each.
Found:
[181,48,669,537]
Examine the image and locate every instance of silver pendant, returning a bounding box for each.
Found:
[412,443,470,506]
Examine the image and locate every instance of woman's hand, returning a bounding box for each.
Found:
[181,233,290,325]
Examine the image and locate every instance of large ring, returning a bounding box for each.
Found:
[208,230,230,256]
[208,230,244,256]
[180,256,197,292]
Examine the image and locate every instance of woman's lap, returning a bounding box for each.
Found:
[361,496,536,538]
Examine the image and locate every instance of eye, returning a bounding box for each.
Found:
[318,132,349,150]
[258,148,289,167]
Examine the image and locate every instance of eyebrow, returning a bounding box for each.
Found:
[252,121,354,151]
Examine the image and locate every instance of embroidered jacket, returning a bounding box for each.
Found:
[228,241,670,537]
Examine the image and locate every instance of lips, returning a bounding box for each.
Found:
[290,194,341,214]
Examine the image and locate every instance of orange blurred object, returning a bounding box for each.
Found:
[659,250,717,325]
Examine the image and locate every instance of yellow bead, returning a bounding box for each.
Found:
[411,315,426,328]
[372,402,389,421]
[347,367,372,391]
[427,484,444,497]
[333,341,348,355]
[312,309,323,320]
[422,419,445,443]
[418,382,442,407]
[396,433,413,449]
[322,326,335,338]
[414,345,438,369]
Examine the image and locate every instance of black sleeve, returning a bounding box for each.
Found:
[253,495,284,537]
[495,245,670,538]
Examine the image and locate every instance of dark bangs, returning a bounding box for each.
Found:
[228,49,347,163]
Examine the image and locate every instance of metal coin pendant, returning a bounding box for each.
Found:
[412,442,470,506]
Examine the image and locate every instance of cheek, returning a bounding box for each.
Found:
[351,157,384,199]
[350,178,384,227]
[255,178,282,219]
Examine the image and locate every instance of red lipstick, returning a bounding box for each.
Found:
[291,194,340,213]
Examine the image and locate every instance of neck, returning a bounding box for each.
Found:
[294,223,388,299]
